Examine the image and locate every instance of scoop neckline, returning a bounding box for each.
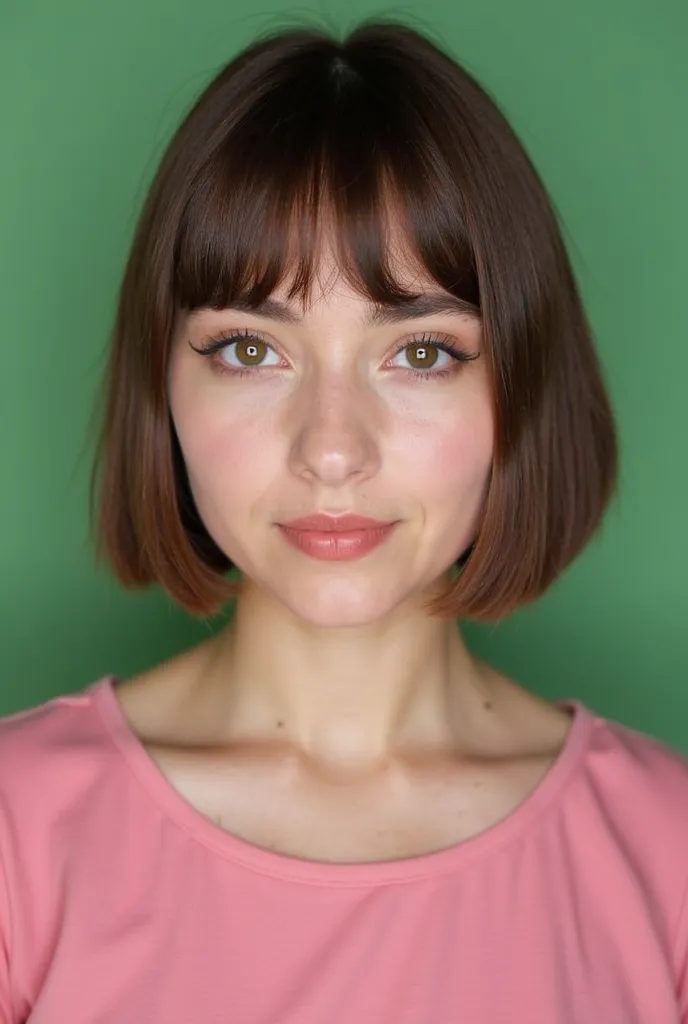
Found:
[89,674,595,887]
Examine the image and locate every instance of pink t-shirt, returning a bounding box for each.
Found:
[0,676,687,1023]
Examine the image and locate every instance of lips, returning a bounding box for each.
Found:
[278,513,395,532]
[276,516,399,561]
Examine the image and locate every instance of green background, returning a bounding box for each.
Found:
[1,0,686,749]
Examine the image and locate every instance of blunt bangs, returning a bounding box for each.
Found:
[172,37,480,322]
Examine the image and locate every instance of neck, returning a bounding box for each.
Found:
[195,580,499,768]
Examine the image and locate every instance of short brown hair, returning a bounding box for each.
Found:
[90,17,619,622]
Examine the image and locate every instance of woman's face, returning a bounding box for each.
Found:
[168,245,494,627]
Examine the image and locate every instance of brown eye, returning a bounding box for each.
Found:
[189,330,282,376]
[228,339,269,366]
[405,344,440,370]
[387,335,477,381]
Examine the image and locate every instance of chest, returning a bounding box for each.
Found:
[22,848,678,1024]
[143,740,558,861]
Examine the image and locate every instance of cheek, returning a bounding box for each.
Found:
[431,419,492,493]
[188,422,278,499]
[170,384,280,512]
[393,397,494,505]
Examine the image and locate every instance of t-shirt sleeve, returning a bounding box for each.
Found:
[676,871,688,1022]
[0,855,12,1024]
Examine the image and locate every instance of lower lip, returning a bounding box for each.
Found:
[277,523,398,561]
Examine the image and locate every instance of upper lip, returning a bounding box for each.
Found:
[279,514,395,532]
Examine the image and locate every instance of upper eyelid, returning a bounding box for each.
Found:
[191,308,477,338]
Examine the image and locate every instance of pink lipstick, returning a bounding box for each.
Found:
[277,514,398,561]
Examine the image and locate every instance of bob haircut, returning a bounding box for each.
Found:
[91,17,619,622]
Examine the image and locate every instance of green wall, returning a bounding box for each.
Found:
[1,0,686,749]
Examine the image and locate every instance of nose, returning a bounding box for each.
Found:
[287,373,381,486]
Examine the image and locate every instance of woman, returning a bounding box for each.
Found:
[1,17,686,1023]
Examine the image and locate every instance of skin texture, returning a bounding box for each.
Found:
[171,260,492,635]
[115,236,573,861]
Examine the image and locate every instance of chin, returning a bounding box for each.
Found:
[275,576,408,629]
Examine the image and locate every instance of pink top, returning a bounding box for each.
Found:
[0,677,687,1023]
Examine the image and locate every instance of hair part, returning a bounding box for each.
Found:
[91,17,619,622]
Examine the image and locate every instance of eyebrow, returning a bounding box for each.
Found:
[190,293,480,327]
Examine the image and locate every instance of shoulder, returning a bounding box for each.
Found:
[0,679,117,813]
[582,705,688,818]
[571,701,688,891]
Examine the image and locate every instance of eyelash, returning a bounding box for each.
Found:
[189,327,478,382]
